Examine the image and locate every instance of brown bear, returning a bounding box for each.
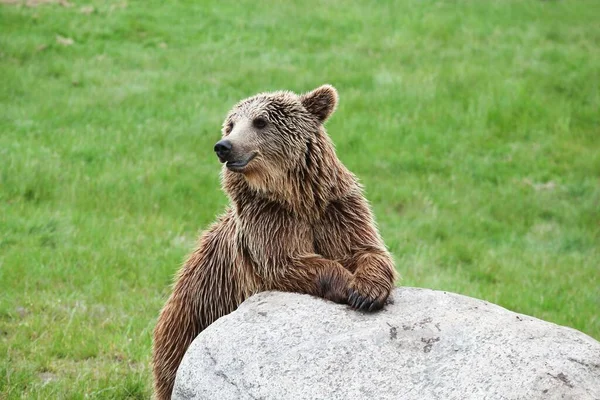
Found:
[152,85,397,400]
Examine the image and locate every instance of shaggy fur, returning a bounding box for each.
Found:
[152,85,398,400]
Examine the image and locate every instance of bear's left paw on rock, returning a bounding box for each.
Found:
[347,275,391,312]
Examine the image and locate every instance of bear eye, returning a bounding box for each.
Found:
[226,121,234,133]
[253,117,267,129]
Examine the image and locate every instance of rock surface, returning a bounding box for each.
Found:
[173,287,600,400]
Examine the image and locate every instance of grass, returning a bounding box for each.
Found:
[1,0,599,397]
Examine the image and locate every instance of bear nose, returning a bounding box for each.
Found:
[214,140,232,159]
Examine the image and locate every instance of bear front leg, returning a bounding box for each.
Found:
[315,193,398,312]
[152,213,243,400]
[272,254,354,305]
[344,247,396,311]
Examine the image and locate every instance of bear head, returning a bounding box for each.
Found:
[214,85,350,208]
[216,84,337,170]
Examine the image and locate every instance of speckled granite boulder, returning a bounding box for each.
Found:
[173,287,600,400]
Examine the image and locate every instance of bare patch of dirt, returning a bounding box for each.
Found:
[56,35,74,46]
[38,372,58,385]
[80,5,94,14]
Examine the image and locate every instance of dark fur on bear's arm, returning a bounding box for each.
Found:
[272,255,354,304]
[152,212,243,400]
[316,191,398,311]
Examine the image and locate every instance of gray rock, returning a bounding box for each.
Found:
[173,287,600,400]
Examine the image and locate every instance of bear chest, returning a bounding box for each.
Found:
[236,208,315,268]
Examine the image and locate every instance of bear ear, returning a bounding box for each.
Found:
[300,84,339,123]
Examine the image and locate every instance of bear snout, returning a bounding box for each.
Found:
[214,139,233,162]
[215,139,257,172]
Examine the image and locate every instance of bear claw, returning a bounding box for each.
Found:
[368,300,382,312]
[347,289,385,312]
[348,289,385,312]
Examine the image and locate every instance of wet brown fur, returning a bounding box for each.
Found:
[152,85,398,400]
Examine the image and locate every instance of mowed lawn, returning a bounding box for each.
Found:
[1,0,599,398]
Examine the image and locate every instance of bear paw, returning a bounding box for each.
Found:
[347,274,391,312]
[317,268,353,305]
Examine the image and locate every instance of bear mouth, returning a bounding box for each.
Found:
[225,153,257,172]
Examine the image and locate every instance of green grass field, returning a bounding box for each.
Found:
[1,0,599,398]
